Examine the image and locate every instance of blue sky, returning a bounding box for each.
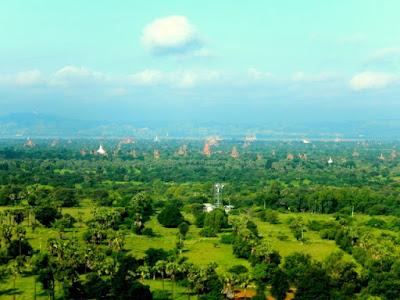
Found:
[1,0,399,123]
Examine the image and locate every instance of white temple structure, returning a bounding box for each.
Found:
[96,145,107,155]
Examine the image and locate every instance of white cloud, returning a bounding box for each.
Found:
[49,66,108,87]
[371,47,400,60]
[292,71,337,83]
[350,71,397,91]
[15,70,44,86]
[131,69,223,88]
[0,70,44,86]
[141,16,203,55]
[131,69,164,86]
[248,68,273,81]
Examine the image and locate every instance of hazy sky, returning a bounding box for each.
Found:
[1,0,399,123]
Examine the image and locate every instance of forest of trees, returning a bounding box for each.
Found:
[0,139,399,299]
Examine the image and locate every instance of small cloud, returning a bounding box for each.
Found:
[15,70,44,86]
[49,66,108,87]
[350,71,397,91]
[131,69,164,86]
[131,69,223,88]
[248,68,273,81]
[0,70,44,86]
[141,16,205,56]
[371,47,400,60]
[291,71,336,83]
[367,47,400,69]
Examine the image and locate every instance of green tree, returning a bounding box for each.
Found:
[157,204,184,228]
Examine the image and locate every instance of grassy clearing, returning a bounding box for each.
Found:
[0,206,380,298]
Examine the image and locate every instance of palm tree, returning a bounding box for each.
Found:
[220,272,236,299]
[238,273,252,300]
[154,260,167,290]
[166,261,180,298]
[187,264,202,298]
[137,264,151,283]
[181,262,196,300]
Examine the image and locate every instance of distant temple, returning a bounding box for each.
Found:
[231,146,239,159]
[328,157,333,164]
[24,138,35,148]
[177,145,188,156]
[203,143,211,157]
[154,149,160,159]
[287,153,294,160]
[96,145,107,155]
[50,139,58,147]
[299,153,308,161]
[378,153,385,161]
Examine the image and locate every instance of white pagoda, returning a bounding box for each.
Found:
[96,144,107,155]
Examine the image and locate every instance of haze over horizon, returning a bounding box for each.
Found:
[1,1,400,125]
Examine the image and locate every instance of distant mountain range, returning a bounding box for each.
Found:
[0,113,399,139]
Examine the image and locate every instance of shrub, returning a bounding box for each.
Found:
[365,218,386,228]
[157,204,184,228]
[277,234,289,241]
[264,210,280,224]
[228,264,248,275]
[35,206,61,227]
[7,240,33,258]
[142,227,155,237]
[53,213,76,229]
[220,233,235,244]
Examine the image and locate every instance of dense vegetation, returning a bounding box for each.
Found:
[0,138,399,299]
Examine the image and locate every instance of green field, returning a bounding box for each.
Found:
[0,205,377,299]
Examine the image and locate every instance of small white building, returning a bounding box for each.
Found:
[224,205,235,213]
[203,203,215,212]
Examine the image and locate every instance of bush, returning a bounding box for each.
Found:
[233,237,252,259]
[52,188,79,207]
[53,213,76,229]
[7,240,33,258]
[195,213,205,228]
[264,210,280,224]
[277,234,289,241]
[144,248,170,267]
[228,264,248,275]
[200,226,217,237]
[365,218,386,228]
[142,227,155,237]
[220,233,235,244]
[35,206,61,227]
[320,229,336,240]
[157,204,184,228]
[307,220,323,231]
[203,209,229,234]
[367,204,390,215]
